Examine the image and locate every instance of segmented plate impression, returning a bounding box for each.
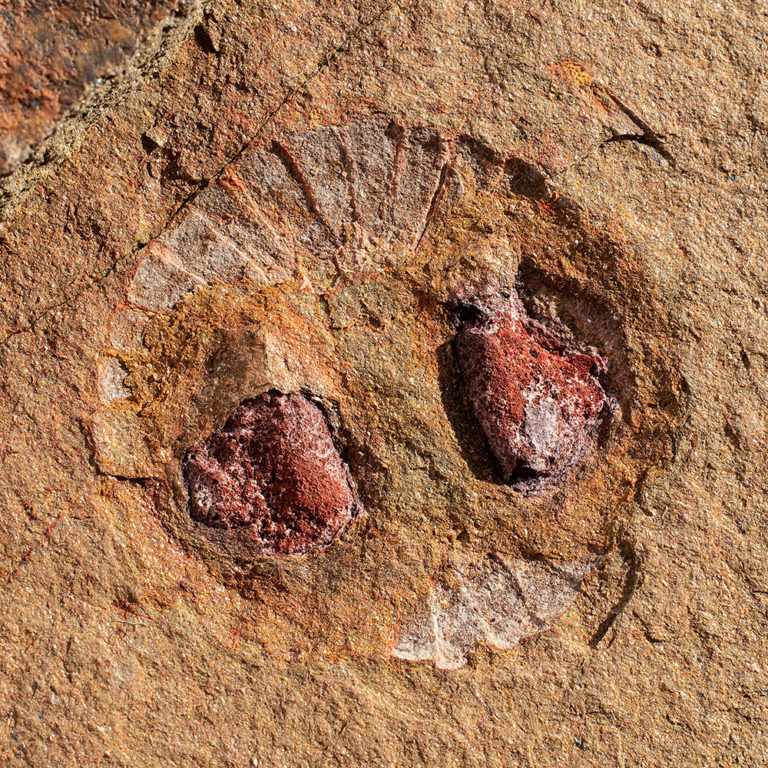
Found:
[100,118,595,669]
[393,557,597,670]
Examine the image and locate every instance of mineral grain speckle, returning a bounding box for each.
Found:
[182,392,359,555]
[453,291,613,494]
[393,555,596,670]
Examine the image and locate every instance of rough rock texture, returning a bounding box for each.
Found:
[183,392,359,555]
[1,0,767,766]
[453,292,612,493]
[0,0,178,175]
[394,555,598,670]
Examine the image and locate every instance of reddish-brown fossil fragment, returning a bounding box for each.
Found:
[454,293,612,494]
[182,392,359,555]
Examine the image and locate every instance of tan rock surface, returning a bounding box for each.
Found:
[0,0,181,175]
[0,1,766,765]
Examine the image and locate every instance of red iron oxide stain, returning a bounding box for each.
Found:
[454,293,613,494]
[183,392,359,555]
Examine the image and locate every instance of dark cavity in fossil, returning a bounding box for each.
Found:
[182,392,360,555]
[452,289,615,495]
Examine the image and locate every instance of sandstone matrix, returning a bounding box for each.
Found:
[0,1,766,767]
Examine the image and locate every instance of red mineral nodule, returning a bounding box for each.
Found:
[182,392,359,555]
[453,293,613,494]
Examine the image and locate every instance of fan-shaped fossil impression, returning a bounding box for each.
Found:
[91,117,676,668]
[126,122,462,314]
[392,555,599,670]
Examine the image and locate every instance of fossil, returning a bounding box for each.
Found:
[123,120,456,316]
[111,118,568,337]
[90,117,653,668]
[392,555,598,670]
[452,292,614,494]
[183,392,360,555]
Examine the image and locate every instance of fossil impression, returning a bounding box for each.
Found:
[393,556,598,670]
[125,120,460,315]
[94,117,622,668]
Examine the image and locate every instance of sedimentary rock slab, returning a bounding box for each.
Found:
[1,2,763,764]
[0,0,178,175]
